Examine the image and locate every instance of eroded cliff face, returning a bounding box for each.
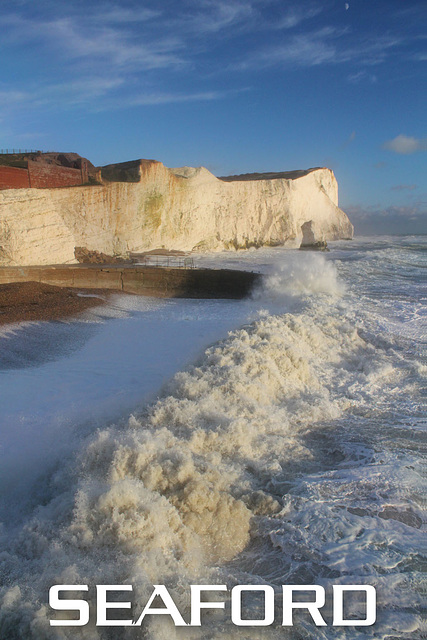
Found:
[0,160,353,266]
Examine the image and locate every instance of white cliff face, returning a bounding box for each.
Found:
[0,161,353,266]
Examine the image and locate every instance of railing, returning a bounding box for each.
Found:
[137,255,195,269]
[0,149,51,155]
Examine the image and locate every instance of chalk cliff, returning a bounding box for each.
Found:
[0,159,353,266]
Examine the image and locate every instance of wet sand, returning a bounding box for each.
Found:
[0,281,112,327]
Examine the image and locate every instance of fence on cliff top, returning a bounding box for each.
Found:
[0,149,52,155]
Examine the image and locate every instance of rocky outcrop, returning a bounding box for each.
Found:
[74,246,132,264]
[0,158,353,266]
[299,220,329,251]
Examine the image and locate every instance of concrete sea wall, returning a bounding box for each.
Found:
[0,265,262,299]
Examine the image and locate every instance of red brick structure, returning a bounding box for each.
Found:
[27,160,83,188]
[0,153,95,190]
[0,166,30,190]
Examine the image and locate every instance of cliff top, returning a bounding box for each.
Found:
[100,159,159,183]
[95,158,327,184]
[0,151,326,186]
[0,151,95,170]
[218,167,324,182]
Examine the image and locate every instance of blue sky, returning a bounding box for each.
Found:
[0,0,425,234]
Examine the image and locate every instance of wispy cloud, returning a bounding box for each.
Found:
[273,4,323,29]
[0,89,29,105]
[0,77,128,111]
[34,78,126,107]
[338,131,356,151]
[0,0,421,118]
[181,0,255,34]
[97,7,161,24]
[0,79,235,113]
[234,27,402,70]
[410,51,427,61]
[176,0,323,35]
[347,70,377,84]
[391,184,418,191]
[235,27,344,69]
[382,134,427,154]
[0,1,329,77]
[2,2,260,115]
[1,13,186,71]
[119,90,233,107]
[343,35,402,66]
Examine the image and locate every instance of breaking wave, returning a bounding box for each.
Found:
[0,244,424,639]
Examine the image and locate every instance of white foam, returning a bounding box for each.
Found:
[0,239,424,638]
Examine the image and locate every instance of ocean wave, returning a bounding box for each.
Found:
[0,242,424,639]
[1,293,422,638]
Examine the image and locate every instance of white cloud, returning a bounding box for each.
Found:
[382,135,427,154]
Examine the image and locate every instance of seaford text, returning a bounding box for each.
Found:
[49,584,376,627]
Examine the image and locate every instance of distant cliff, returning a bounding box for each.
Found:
[0,158,353,266]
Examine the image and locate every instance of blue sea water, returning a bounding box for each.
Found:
[0,236,425,639]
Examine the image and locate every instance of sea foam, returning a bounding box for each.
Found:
[0,242,424,639]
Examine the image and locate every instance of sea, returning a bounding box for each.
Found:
[0,235,425,639]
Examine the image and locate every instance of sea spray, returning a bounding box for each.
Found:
[0,241,424,639]
[259,251,345,299]
[0,302,394,638]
